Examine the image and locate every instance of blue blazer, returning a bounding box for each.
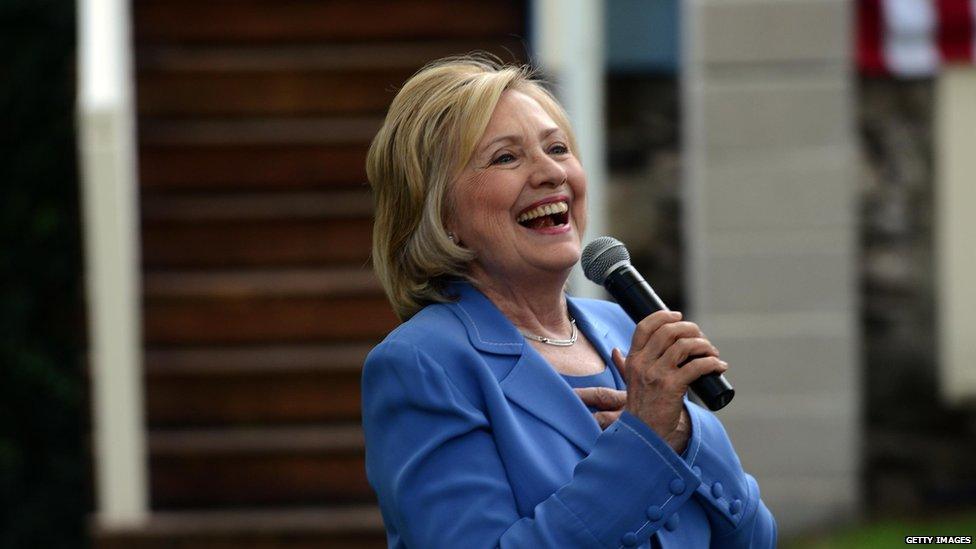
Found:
[362,281,777,548]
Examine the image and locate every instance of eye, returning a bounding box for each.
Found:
[490,152,517,165]
[548,143,569,155]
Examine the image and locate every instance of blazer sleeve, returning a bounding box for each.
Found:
[598,297,776,547]
[680,401,778,548]
[362,339,703,549]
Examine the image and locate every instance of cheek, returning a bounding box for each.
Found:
[574,204,588,237]
[570,166,588,234]
[454,174,515,239]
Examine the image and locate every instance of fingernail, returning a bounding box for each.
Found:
[720,360,729,367]
[670,311,682,319]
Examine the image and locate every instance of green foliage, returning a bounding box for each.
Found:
[0,0,88,547]
[784,512,976,549]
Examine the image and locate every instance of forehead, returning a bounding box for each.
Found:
[480,90,558,138]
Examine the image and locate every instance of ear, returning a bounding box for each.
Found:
[442,195,464,247]
[444,225,462,246]
[443,210,462,246]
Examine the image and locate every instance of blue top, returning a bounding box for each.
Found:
[362,281,777,548]
[561,366,617,391]
[562,366,620,415]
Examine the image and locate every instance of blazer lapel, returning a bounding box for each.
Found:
[446,282,601,453]
[568,296,628,390]
[500,348,602,453]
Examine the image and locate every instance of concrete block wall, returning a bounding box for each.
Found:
[682,0,860,534]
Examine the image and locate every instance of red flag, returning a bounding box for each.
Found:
[858,0,975,76]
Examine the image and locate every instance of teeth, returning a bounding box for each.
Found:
[517,201,569,223]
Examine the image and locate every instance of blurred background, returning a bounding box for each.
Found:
[3,0,975,547]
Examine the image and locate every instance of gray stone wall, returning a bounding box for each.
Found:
[682,0,859,535]
[607,72,976,521]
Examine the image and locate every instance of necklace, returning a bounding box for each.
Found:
[519,316,578,347]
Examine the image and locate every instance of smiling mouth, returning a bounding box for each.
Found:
[517,200,570,230]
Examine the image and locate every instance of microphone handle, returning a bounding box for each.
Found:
[605,265,735,411]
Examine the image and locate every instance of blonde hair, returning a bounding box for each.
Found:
[366,54,577,320]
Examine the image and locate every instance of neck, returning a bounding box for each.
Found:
[468,266,572,340]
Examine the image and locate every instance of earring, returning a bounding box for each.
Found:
[447,232,456,243]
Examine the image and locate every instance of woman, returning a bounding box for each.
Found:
[362,56,777,548]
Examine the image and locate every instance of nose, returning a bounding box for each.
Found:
[528,149,568,188]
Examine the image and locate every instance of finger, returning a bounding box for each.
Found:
[673,356,729,387]
[594,410,623,430]
[630,310,682,354]
[659,337,720,370]
[611,348,629,381]
[573,387,627,411]
[645,321,707,360]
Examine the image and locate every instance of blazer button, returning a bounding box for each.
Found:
[730,498,743,515]
[692,465,702,477]
[646,505,663,521]
[664,513,680,531]
[669,478,686,495]
[621,532,638,547]
[711,481,724,498]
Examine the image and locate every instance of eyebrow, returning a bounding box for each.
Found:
[481,127,563,152]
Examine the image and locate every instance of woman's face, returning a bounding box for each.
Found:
[448,90,587,286]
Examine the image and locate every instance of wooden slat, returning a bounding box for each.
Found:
[150,425,371,507]
[145,295,395,344]
[99,531,386,549]
[96,505,383,535]
[151,453,370,505]
[98,531,386,549]
[137,68,414,116]
[134,0,525,44]
[145,343,370,375]
[137,41,527,72]
[147,369,362,426]
[135,39,526,117]
[150,425,364,454]
[139,117,383,147]
[143,269,396,344]
[140,143,369,190]
[144,268,382,299]
[142,217,373,268]
[140,187,373,270]
[141,190,373,222]
[146,344,368,426]
[94,506,386,549]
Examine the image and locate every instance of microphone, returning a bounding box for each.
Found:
[581,236,734,411]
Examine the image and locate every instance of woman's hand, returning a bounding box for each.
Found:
[573,387,627,430]
[617,310,728,454]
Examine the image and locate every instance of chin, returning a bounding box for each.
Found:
[541,246,582,273]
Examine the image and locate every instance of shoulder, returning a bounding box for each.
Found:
[363,301,491,406]
[366,302,469,367]
[382,301,466,344]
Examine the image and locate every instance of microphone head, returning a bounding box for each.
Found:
[581,236,631,285]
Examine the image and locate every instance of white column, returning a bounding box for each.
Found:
[936,67,976,404]
[78,0,148,528]
[532,0,607,297]
[683,0,860,534]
